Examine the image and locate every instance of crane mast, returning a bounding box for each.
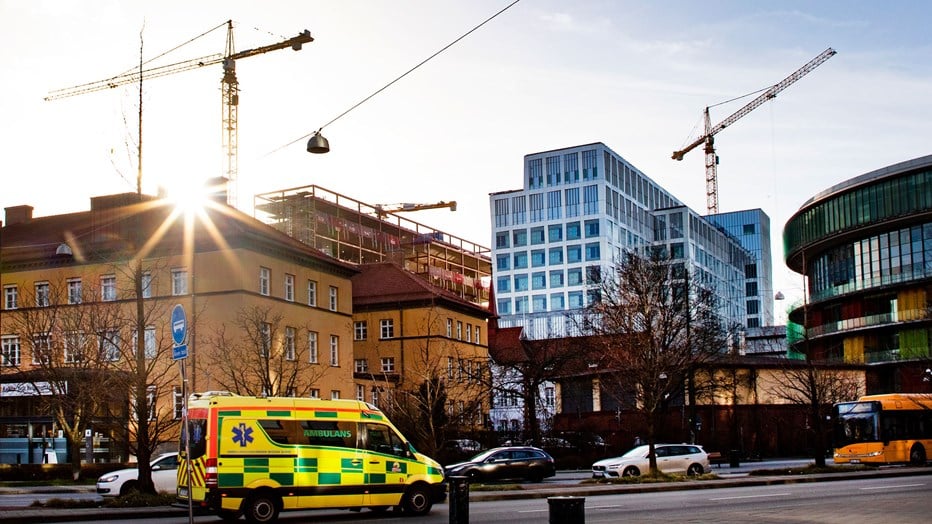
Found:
[672,47,836,214]
[46,20,313,208]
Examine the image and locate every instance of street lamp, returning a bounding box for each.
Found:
[306,130,330,154]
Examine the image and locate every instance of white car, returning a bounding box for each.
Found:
[592,444,710,478]
[96,452,179,496]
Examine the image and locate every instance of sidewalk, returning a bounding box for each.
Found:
[2,464,930,523]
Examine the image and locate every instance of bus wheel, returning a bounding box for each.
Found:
[244,492,280,524]
[402,484,432,516]
[909,445,926,466]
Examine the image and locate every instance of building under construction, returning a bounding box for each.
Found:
[254,185,491,306]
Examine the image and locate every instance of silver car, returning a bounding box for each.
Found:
[592,444,710,478]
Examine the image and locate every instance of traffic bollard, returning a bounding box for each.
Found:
[548,496,585,523]
[448,475,470,524]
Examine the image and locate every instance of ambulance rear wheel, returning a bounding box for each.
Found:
[402,484,432,516]
[244,492,280,524]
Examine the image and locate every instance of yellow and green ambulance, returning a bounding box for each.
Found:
[177,392,446,523]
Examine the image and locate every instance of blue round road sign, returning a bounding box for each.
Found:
[171,304,187,346]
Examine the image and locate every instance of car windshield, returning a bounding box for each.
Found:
[621,445,649,458]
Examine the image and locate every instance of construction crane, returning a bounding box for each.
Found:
[374,201,457,219]
[672,47,836,214]
[45,20,314,208]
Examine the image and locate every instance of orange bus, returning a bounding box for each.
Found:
[833,393,932,466]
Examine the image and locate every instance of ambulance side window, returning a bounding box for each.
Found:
[299,420,358,449]
[365,423,408,458]
[259,419,291,445]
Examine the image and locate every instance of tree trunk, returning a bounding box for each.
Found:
[69,437,82,481]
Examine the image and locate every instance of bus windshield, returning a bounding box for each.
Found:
[833,401,880,447]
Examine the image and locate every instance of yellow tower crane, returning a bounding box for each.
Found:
[45,20,314,208]
[672,47,836,214]
[374,201,457,219]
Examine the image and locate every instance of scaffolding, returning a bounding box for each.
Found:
[254,185,491,306]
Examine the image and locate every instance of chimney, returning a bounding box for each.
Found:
[4,205,34,226]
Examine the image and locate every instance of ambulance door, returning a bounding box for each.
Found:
[361,422,410,508]
[296,419,364,509]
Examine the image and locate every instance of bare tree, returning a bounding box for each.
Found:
[201,304,329,397]
[1,280,129,479]
[582,249,729,475]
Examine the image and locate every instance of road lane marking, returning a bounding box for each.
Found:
[860,483,925,490]
[709,492,791,501]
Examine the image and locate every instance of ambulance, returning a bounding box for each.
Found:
[176,392,446,523]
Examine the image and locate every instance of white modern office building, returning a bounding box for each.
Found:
[489,142,752,340]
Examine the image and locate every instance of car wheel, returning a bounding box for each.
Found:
[909,445,926,466]
[118,480,139,496]
[687,464,704,477]
[622,466,640,477]
[402,484,432,516]
[244,492,280,524]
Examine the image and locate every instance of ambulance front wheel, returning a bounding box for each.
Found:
[244,492,281,524]
[402,484,432,516]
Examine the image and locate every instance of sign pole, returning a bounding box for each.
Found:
[171,303,193,524]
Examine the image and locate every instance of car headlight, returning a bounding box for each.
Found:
[99,474,119,483]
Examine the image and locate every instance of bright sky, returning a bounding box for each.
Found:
[3,1,931,321]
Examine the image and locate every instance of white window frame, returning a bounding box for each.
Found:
[3,285,17,310]
[456,321,463,340]
[171,268,188,296]
[35,281,50,307]
[329,335,339,366]
[142,271,152,298]
[307,280,317,307]
[284,274,295,302]
[260,322,271,357]
[67,278,82,304]
[371,387,380,406]
[132,326,157,359]
[330,390,340,400]
[308,331,319,363]
[309,388,320,399]
[173,386,184,419]
[284,327,296,361]
[465,323,472,343]
[99,329,121,361]
[259,267,270,296]
[356,384,365,401]
[64,331,86,363]
[354,358,368,373]
[329,286,338,311]
[381,357,395,373]
[379,319,394,339]
[474,326,480,345]
[354,321,367,341]
[101,275,116,302]
[31,332,52,365]
[446,318,452,337]
[1,335,21,367]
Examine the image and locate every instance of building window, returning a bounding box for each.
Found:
[67,279,82,304]
[513,251,528,269]
[549,247,563,265]
[566,221,581,240]
[496,276,511,293]
[309,388,320,399]
[356,384,365,401]
[35,282,50,307]
[99,329,121,361]
[474,326,480,345]
[259,323,271,357]
[354,321,368,340]
[550,270,564,287]
[173,386,184,420]
[545,387,555,407]
[531,249,546,267]
[329,335,339,366]
[447,356,454,378]
[495,231,509,248]
[446,319,453,337]
[551,293,565,310]
[355,359,368,373]
[567,245,582,263]
[132,326,157,359]
[585,242,601,261]
[456,321,463,340]
[567,268,583,286]
[307,280,317,306]
[381,357,395,373]
[380,319,394,339]
[172,268,188,296]
[514,296,529,313]
[4,285,18,310]
[512,229,528,247]
[101,275,116,301]
[142,271,152,298]
[331,390,340,400]
[259,267,270,296]
[530,226,545,245]
[496,254,510,271]
[532,272,546,289]
[1,335,21,367]
[284,327,296,360]
[329,286,338,311]
[466,324,472,343]
[514,274,529,291]
[585,219,600,237]
[308,331,319,363]
[64,331,86,363]
[371,387,380,406]
[284,274,295,301]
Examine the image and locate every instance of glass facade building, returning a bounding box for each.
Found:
[490,143,754,340]
[783,154,932,393]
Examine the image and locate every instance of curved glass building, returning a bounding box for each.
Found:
[784,154,932,392]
